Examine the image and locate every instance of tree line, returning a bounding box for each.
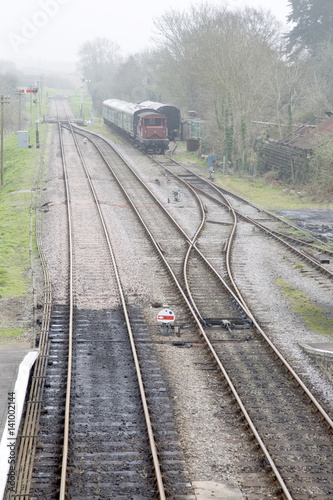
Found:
[77,0,333,192]
[0,61,23,132]
[0,61,74,134]
[1,0,328,195]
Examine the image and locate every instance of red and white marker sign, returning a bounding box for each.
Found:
[19,88,38,93]
[157,308,175,324]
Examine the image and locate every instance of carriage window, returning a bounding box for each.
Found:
[144,118,163,126]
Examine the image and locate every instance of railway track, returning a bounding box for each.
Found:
[6,124,53,499]
[70,127,333,498]
[153,157,333,279]
[20,109,196,499]
[11,112,333,499]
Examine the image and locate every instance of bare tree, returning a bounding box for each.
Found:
[112,51,159,103]
[77,37,122,112]
[154,4,288,170]
[0,61,22,131]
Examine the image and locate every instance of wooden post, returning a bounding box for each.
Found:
[1,95,10,187]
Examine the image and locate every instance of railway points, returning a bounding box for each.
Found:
[3,95,333,499]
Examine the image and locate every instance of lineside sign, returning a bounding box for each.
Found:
[157,309,175,324]
[18,89,38,93]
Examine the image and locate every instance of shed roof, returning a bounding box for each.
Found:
[281,114,333,150]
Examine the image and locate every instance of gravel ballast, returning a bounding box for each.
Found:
[41,124,333,496]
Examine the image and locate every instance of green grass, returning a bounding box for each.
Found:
[0,328,25,342]
[172,147,333,211]
[0,125,46,297]
[213,174,330,211]
[70,92,93,120]
[275,278,333,337]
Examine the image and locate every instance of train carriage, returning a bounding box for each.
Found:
[139,101,181,141]
[103,99,169,154]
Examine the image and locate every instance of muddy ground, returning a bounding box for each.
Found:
[277,208,333,242]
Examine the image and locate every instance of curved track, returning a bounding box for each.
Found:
[25,105,196,499]
[12,112,333,499]
[72,127,333,499]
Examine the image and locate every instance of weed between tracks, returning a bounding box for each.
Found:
[275,278,333,337]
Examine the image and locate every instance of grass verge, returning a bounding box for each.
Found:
[275,278,333,337]
[172,147,333,211]
[70,91,93,121]
[0,124,46,340]
[0,328,25,341]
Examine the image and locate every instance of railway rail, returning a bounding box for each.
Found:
[70,126,333,498]
[153,157,333,280]
[18,105,195,499]
[10,110,333,499]
[44,112,167,498]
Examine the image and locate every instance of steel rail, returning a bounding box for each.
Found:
[258,226,333,256]
[182,205,206,321]
[156,158,333,430]
[162,154,333,259]
[153,155,250,317]
[182,163,333,253]
[179,176,333,281]
[174,173,207,322]
[10,125,53,499]
[73,128,333,497]
[215,182,333,250]
[58,119,75,500]
[167,155,333,251]
[214,185,333,277]
[73,131,297,499]
[155,157,333,430]
[63,122,167,499]
[150,155,251,313]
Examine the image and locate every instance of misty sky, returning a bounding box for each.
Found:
[0,0,291,72]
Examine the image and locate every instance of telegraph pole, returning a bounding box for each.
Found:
[80,78,84,118]
[19,90,22,130]
[80,78,90,119]
[1,95,10,187]
[30,89,33,126]
[15,89,24,130]
[39,74,44,116]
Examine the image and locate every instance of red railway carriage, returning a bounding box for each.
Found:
[139,101,181,141]
[137,111,167,146]
[103,99,169,154]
